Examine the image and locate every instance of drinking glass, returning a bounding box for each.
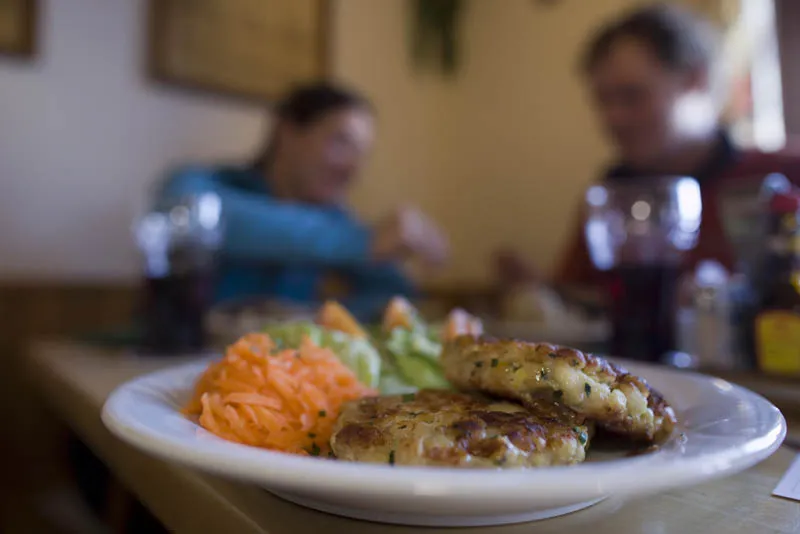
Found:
[133,193,223,353]
[584,176,702,362]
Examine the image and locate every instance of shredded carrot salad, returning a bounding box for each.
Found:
[184,333,375,456]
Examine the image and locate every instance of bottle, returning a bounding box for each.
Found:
[753,191,800,376]
[675,261,733,369]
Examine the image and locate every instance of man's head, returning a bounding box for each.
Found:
[259,83,374,205]
[582,4,720,170]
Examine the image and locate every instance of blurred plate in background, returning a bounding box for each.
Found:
[484,318,610,353]
[205,298,316,348]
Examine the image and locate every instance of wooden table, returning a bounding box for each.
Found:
[25,341,800,534]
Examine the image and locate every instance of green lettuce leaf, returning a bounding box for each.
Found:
[264,322,381,389]
[381,325,449,390]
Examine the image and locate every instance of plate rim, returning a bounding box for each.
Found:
[101,359,787,501]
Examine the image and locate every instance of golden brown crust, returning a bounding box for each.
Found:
[448,335,625,379]
[442,336,676,444]
[331,390,590,468]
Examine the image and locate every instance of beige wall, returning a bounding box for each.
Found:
[333,0,457,224]
[434,0,734,282]
[0,0,654,284]
[339,0,732,283]
[338,0,643,283]
[0,0,460,281]
[0,0,265,280]
[441,0,643,282]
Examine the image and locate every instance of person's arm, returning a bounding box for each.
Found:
[156,167,372,266]
[495,210,599,288]
[552,212,601,287]
[340,264,416,322]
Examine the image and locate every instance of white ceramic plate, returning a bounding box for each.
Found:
[101,359,785,527]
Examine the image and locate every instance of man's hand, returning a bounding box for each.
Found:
[493,248,541,287]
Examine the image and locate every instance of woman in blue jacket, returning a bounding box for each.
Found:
[155,83,448,321]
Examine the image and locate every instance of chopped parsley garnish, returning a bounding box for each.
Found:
[309,443,321,456]
[553,390,564,401]
[584,383,592,396]
[493,458,506,466]
[578,432,588,446]
[474,361,484,368]
[571,359,580,367]
[537,368,549,380]
[388,450,396,465]
[318,410,327,418]
[548,352,557,358]
[401,393,415,402]
[490,358,499,368]
[308,432,316,439]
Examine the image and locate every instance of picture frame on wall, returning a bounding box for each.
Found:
[0,0,37,59]
[147,0,330,103]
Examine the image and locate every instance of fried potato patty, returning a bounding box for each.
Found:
[330,390,590,468]
[441,336,676,444]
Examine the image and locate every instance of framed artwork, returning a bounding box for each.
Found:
[0,0,37,58]
[147,0,330,103]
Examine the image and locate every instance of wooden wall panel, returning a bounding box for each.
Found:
[776,0,800,138]
[0,282,138,488]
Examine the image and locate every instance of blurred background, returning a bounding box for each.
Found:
[0,0,795,531]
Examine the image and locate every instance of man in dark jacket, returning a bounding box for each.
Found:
[552,3,800,286]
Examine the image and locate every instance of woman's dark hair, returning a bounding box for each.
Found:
[252,82,372,169]
[582,3,718,74]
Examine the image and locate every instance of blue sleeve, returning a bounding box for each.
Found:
[341,264,417,322]
[155,167,372,266]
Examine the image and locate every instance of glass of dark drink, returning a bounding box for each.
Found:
[134,193,223,354]
[584,176,702,362]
